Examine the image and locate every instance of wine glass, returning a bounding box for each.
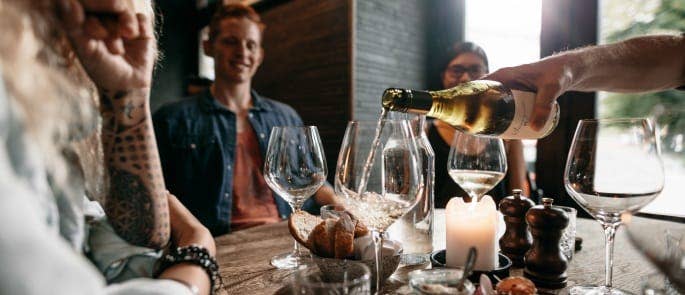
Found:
[264,126,327,269]
[447,131,507,202]
[623,213,685,293]
[292,261,371,294]
[624,109,685,293]
[642,109,685,217]
[564,118,664,295]
[335,119,423,293]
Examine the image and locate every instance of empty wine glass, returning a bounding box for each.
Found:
[642,109,685,217]
[623,213,685,293]
[624,109,685,293]
[335,119,423,293]
[264,126,327,269]
[447,131,507,202]
[565,118,664,295]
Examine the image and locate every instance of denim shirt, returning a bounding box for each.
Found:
[153,89,310,235]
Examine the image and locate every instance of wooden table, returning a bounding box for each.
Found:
[215,210,678,294]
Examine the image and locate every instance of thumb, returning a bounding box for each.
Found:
[530,85,559,131]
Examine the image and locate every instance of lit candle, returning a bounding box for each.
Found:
[446,195,498,271]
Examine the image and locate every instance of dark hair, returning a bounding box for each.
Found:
[443,42,489,73]
[208,3,265,42]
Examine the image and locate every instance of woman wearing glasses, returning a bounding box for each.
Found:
[429,42,531,208]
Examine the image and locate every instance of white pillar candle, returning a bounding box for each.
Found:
[445,195,498,271]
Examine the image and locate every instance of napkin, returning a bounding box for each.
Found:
[353,235,402,260]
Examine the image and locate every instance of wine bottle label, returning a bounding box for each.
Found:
[500,90,557,139]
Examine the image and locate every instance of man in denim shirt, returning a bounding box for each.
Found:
[153,4,335,236]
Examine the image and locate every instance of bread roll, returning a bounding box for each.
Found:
[353,220,370,237]
[496,276,537,295]
[308,219,336,258]
[333,213,355,259]
[288,211,323,249]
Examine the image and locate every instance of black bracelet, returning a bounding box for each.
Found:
[156,244,222,295]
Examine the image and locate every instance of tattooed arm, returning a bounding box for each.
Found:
[99,89,170,248]
[59,0,169,248]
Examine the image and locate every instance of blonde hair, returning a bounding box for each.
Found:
[0,0,157,203]
[0,0,103,201]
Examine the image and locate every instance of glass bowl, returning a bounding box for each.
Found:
[408,268,475,295]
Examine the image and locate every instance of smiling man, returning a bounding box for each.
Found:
[153,3,335,236]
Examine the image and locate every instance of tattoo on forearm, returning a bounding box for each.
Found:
[100,89,170,248]
[107,168,163,246]
[101,89,146,130]
[123,101,136,120]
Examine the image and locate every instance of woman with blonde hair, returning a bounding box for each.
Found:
[0,0,217,294]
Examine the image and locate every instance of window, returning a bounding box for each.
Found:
[464,0,543,191]
[464,0,541,73]
[599,0,685,218]
[199,26,215,80]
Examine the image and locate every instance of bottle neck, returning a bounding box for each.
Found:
[382,88,433,114]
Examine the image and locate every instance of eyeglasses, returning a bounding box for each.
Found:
[445,65,486,78]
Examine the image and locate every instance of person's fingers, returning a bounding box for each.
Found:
[484,68,537,93]
[136,13,153,39]
[78,0,136,39]
[84,17,110,39]
[69,28,103,60]
[105,37,125,55]
[118,10,138,39]
[77,0,128,14]
[85,39,100,56]
[86,15,129,56]
[481,70,503,83]
[530,85,559,131]
[482,68,512,87]
[58,0,85,31]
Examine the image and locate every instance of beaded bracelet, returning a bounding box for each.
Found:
[156,244,222,295]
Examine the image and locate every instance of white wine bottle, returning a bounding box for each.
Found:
[381,80,559,139]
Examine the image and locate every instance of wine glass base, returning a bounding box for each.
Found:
[270,252,312,270]
[570,285,632,295]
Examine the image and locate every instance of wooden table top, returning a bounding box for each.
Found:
[215,210,678,294]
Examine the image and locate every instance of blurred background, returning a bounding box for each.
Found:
[150,0,685,219]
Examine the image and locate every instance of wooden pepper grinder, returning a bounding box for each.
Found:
[498,189,535,267]
[524,198,569,289]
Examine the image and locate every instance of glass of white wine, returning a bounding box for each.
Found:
[335,119,423,293]
[565,118,664,295]
[447,131,507,202]
[264,126,327,269]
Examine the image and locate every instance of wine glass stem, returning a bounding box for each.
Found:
[602,223,619,288]
[293,239,303,256]
[372,230,384,294]
[291,201,306,257]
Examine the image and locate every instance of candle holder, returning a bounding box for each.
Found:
[430,249,512,283]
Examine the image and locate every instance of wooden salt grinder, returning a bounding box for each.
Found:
[524,198,569,289]
[498,189,535,267]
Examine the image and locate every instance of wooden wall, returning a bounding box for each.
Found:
[353,0,429,121]
[252,0,433,176]
[253,0,352,178]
